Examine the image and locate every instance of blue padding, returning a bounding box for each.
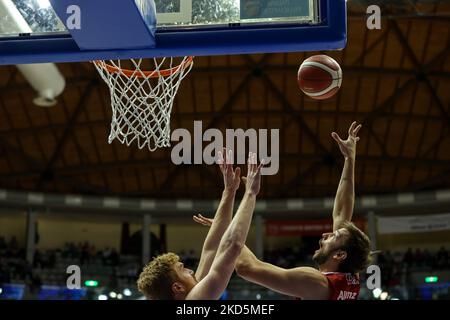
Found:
[0,0,346,65]
[49,0,156,50]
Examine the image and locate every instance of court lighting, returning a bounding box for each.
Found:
[123,288,132,296]
[372,288,382,299]
[425,276,438,283]
[98,295,108,300]
[0,0,66,107]
[84,280,99,287]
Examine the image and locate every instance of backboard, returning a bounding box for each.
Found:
[0,0,347,65]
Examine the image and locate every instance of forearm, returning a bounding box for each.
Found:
[196,189,235,280]
[221,192,256,247]
[236,245,259,272]
[333,157,355,223]
[190,194,257,300]
[202,189,235,251]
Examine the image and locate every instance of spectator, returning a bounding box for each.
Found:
[414,248,424,268]
[9,236,18,251]
[403,248,414,268]
[30,272,42,294]
[33,249,43,268]
[110,248,120,266]
[0,236,7,250]
[385,250,394,267]
[48,250,56,269]
[423,249,432,268]
[436,246,448,268]
[186,249,197,267]
[89,245,97,258]
[80,242,90,265]
[102,247,112,265]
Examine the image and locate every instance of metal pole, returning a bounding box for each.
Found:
[25,208,37,264]
[142,214,151,266]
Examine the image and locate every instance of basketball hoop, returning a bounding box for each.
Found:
[93,56,194,151]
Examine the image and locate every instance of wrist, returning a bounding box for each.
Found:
[223,189,236,196]
[244,190,258,197]
[345,156,355,162]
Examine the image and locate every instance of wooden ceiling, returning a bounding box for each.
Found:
[0,2,449,199]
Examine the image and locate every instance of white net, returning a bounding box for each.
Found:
[93,56,194,151]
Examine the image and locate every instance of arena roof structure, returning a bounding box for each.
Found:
[0,1,449,200]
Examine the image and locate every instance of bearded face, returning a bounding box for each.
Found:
[312,228,349,267]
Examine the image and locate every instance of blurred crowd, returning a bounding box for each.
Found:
[0,237,131,294]
[178,249,199,269]
[1,236,449,300]
[56,242,121,266]
[262,244,450,271]
[377,247,449,287]
[264,245,311,268]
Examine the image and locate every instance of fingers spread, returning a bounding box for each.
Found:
[227,149,233,168]
[223,147,227,164]
[331,132,343,144]
[348,121,357,135]
[257,159,265,172]
[217,150,224,165]
[353,124,362,136]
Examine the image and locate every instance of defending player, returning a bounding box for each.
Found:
[137,150,263,300]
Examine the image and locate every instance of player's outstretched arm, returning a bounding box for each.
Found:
[235,246,329,300]
[186,153,263,300]
[331,121,361,231]
[193,219,330,300]
[194,149,240,281]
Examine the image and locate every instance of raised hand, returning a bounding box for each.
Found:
[241,152,264,196]
[217,148,241,192]
[331,121,362,160]
[193,214,213,227]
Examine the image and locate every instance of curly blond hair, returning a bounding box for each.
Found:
[137,253,180,300]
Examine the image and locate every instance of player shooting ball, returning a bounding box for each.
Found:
[194,122,372,300]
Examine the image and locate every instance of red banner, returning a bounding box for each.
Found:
[266,219,366,236]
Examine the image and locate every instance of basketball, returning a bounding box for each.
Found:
[297,55,342,100]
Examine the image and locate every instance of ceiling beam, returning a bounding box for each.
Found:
[35,80,98,189]
[390,20,450,123]
[408,168,450,191]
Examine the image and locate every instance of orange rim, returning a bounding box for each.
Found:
[93,56,194,78]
